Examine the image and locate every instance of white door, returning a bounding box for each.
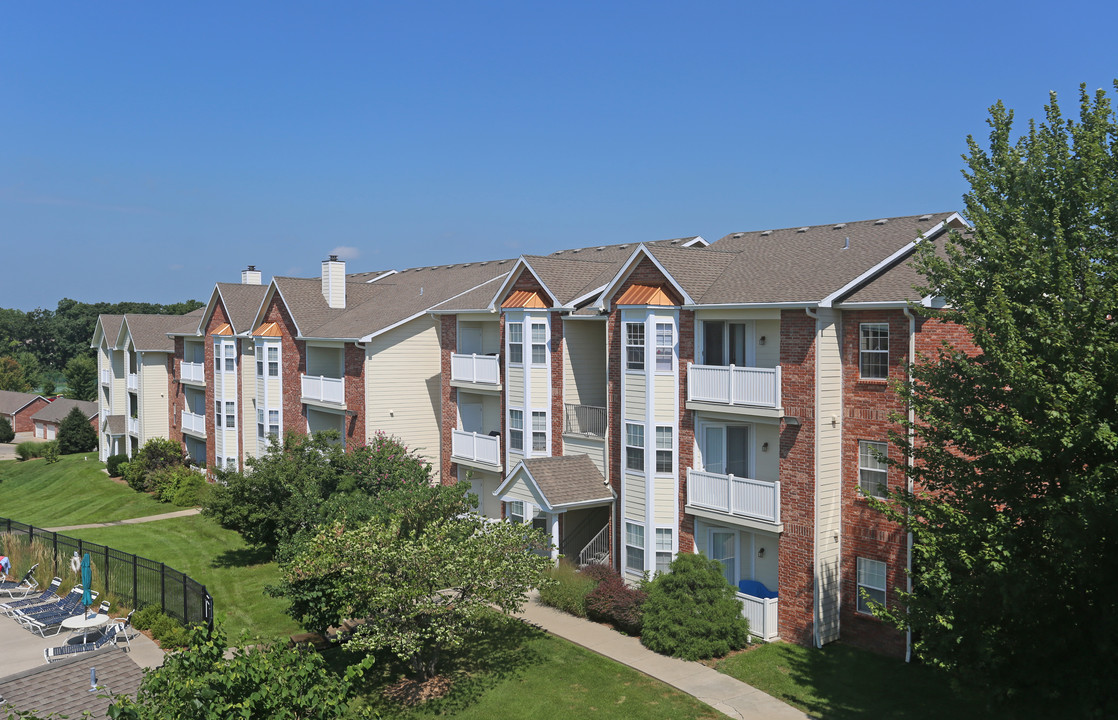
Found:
[46,424,56,440]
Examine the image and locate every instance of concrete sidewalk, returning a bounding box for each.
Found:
[515,593,808,720]
[46,508,202,532]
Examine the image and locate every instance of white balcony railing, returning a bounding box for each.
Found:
[181,411,205,436]
[126,373,139,392]
[687,363,781,409]
[450,353,500,385]
[687,468,781,525]
[127,417,139,435]
[739,593,779,641]
[100,369,111,385]
[301,375,344,405]
[451,430,501,467]
[181,361,205,383]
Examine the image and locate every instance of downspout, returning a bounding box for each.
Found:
[902,307,916,663]
[804,307,820,648]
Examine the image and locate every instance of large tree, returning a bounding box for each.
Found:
[0,356,31,392]
[57,405,97,454]
[63,354,97,401]
[874,84,1118,714]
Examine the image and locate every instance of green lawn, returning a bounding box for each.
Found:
[717,642,1021,720]
[63,514,299,640]
[0,453,168,526]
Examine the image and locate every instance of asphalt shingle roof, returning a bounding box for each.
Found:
[0,391,45,416]
[521,454,614,508]
[121,314,199,352]
[31,399,98,424]
[213,283,270,334]
[0,647,141,719]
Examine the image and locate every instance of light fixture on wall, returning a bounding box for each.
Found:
[759,336,766,345]
[757,547,765,558]
[762,442,769,452]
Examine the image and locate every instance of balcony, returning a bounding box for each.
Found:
[686,468,780,526]
[127,417,139,435]
[564,403,606,438]
[181,411,206,437]
[301,375,344,406]
[100,369,111,385]
[450,353,501,389]
[739,592,779,642]
[451,430,502,471]
[687,363,781,413]
[126,373,139,392]
[180,361,205,384]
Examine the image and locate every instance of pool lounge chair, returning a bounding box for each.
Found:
[43,609,133,662]
[20,591,101,638]
[0,565,39,598]
[0,577,61,615]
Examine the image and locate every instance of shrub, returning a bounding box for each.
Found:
[586,573,647,635]
[57,405,97,454]
[15,440,48,461]
[0,417,13,443]
[42,441,60,464]
[131,604,165,631]
[106,453,129,477]
[124,438,186,492]
[148,464,206,504]
[538,560,597,617]
[640,552,749,660]
[131,605,190,649]
[580,562,616,584]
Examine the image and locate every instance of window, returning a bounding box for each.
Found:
[625,323,645,370]
[857,557,887,614]
[267,346,279,377]
[257,409,264,438]
[531,323,547,365]
[225,402,236,428]
[256,352,263,378]
[655,528,673,574]
[224,342,236,372]
[213,341,221,371]
[701,424,749,476]
[655,322,673,371]
[625,423,644,472]
[215,401,222,428]
[710,530,736,586]
[859,441,888,497]
[860,323,889,379]
[507,500,525,524]
[625,522,645,572]
[508,323,523,364]
[655,427,673,473]
[509,410,524,451]
[268,410,279,437]
[531,411,547,452]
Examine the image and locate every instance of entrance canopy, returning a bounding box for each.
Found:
[494,454,614,513]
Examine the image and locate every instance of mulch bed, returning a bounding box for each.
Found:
[383,675,454,706]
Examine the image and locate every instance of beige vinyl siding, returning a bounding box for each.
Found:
[508,447,526,466]
[240,341,256,459]
[562,321,607,407]
[529,366,549,408]
[365,316,443,478]
[624,472,645,521]
[653,476,675,524]
[563,435,607,476]
[498,476,539,506]
[755,424,780,481]
[815,308,843,644]
[754,319,781,368]
[111,351,126,416]
[624,376,646,421]
[507,366,525,406]
[753,529,780,591]
[139,353,169,440]
[461,468,503,519]
[653,374,675,422]
[307,407,345,436]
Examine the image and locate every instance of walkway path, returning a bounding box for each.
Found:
[515,593,808,720]
[46,508,202,532]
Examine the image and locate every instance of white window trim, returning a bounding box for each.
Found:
[507,322,524,366]
[654,321,674,373]
[859,440,888,498]
[530,410,547,454]
[507,500,526,524]
[859,322,889,380]
[625,321,645,372]
[709,527,739,587]
[508,409,524,452]
[857,557,887,614]
[697,421,754,478]
[625,422,645,472]
[529,320,548,367]
[655,425,673,475]
[624,521,645,573]
[654,526,675,574]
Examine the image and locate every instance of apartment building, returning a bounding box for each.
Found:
[91,211,970,658]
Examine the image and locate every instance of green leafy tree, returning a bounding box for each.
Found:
[640,552,749,660]
[108,625,359,720]
[63,354,97,401]
[123,437,186,492]
[279,488,552,681]
[871,84,1118,714]
[0,356,31,392]
[0,417,13,443]
[56,406,97,454]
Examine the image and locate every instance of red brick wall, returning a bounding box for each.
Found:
[344,343,365,447]
[439,315,457,485]
[677,310,695,554]
[168,337,185,450]
[778,309,817,646]
[9,397,49,433]
[258,295,305,445]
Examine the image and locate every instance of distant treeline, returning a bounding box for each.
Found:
[1,298,204,373]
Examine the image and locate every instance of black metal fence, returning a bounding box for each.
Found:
[0,517,213,630]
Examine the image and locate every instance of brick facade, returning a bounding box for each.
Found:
[344,342,365,446]
[439,315,457,485]
[5,396,50,433]
[202,301,230,470]
[258,294,305,444]
[677,309,695,555]
[168,336,185,450]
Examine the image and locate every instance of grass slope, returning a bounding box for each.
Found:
[0,453,167,526]
[64,514,298,640]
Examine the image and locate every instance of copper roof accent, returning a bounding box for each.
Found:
[252,322,282,337]
[616,284,676,306]
[501,290,549,309]
[212,323,233,336]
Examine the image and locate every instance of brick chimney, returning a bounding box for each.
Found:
[322,255,346,309]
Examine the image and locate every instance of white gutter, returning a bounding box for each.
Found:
[681,301,817,310]
[805,306,821,648]
[902,306,916,663]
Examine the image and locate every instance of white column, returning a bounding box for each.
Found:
[549,513,560,561]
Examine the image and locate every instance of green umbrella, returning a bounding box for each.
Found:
[80,553,92,612]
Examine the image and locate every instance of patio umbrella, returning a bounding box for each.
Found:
[80,553,92,612]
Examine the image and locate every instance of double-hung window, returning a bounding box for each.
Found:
[859,441,888,497]
[625,423,644,472]
[625,323,645,371]
[531,323,547,365]
[655,322,673,371]
[531,411,547,452]
[655,427,673,473]
[224,342,236,372]
[256,352,264,378]
[509,410,524,452]
[213,341,222,372]
[508,323,524,365]
[257,409,265,438]
[857,557,887,614]
[268,410,279,437]
[655,528,673,574]
[507,500,526,524]
[859,323,889,379]
[625,522,645,572]
[225,402,236,428]
[215,401,222,428]
[267,346,279,377]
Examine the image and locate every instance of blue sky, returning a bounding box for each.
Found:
[2,1,1115,310]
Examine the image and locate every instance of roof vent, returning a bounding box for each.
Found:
[498,260,508,265]
[572,248,581,253]
[618,245,629,249]
[733,233,745,238]
[833,223,846,230]
[796,227,808,233]
[918,214,932,221]
[843,236,850,250]
[554,251,563,255]
[596,247,606,251]
[874,218,889,225]
[480,261,488,266]
[761,230,773,236]
[329,254,339,262]
[463,263,471,267]
[670,239,680,244]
